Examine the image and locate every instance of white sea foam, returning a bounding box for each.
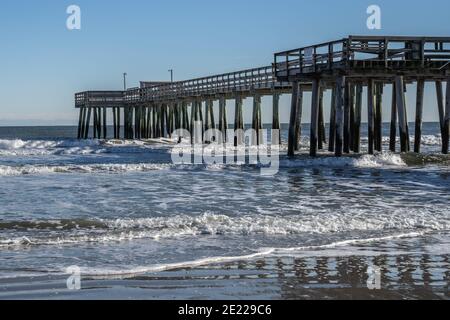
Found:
[71,231,431,278]
[0,163,170,176]
[1,210,448,248]
[280,153,406,169]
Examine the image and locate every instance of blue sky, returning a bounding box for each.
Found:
[0,0,449,125]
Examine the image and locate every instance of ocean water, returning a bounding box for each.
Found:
[0,123,448,298]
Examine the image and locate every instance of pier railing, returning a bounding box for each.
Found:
[123,65,291,104]
[75,91,125,108]
[274,36,450,80]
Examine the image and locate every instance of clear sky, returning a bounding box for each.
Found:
[0,0,449,126]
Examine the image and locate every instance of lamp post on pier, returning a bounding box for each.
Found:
[123,73,127,90]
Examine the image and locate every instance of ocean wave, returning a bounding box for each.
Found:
[0,139,100,150]
[0,163,170,176]
[280,153,407,169]
[0,138,176,156]
[1,211,448,248]
[62,231,430,277]
[0,134,444,156]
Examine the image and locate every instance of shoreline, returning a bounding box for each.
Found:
[0,252,447,300]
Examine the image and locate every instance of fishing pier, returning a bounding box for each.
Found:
[75,36,450,156]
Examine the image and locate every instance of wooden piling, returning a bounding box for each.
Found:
[222,98,228,143]
[113,108,117,139]
[318,88,325,150]
[84,107,92,139]
[234,96,244,146]
[443,79,450,154]
[414,79,425,153]
[190,102,195,143]
[103,107,107,139]
[294,86,304,151]
[436,81,446,137]
[77,108,83,139]
[367,79,375,154]
[205,100,211,132]
[310,79,320,157]
[93,108,98,139]
[328,88,336,152]
[375,83,384,152]
[80,108,87,139]
[343,82,351,154]
[353,84,363,153]
[390,83,397,152]
[147,106,152,138]
[183,102,190,132]
[349,85,355,151]
[162,104,167,138]
[288,81,299,157]
[156,105,160,137]
[272,93,281,145]
[395,76,409,153]
[97,108,102,139]
[252,95,262,145]
[123,108,127,139]
[335,76,345,157]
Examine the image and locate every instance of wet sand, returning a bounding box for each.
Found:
[0,252,447,300]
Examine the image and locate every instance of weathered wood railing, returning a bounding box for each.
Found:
[275,36,450,80]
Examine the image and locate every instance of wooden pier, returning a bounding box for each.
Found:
[75,35,450,156]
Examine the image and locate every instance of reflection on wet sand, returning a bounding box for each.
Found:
[0,252,447,300]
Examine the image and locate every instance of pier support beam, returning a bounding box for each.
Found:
[294,87,304,151]
[205,100,212,132]
[160,104,167,138]
[81,108,87,139]
[353,84,363,153]
[335,76,345,157]
[272,93,281,145]
[436,81,446,138]
[189,102,195,142]
[252,95,262,145]
[219,97,227,143]
[375,83,384,152]
[390,83,397,152]
[147,105,153,139]
[84,107,92,139]
[197,102,203,139]
[318,87,326,150]
[395,76,410,153]
[443,79,450,154]
[103,107,107,139]
[328,88,336,152]
[97,108,102,139]
[77,108,83,139]
[113,108,117,139]
[153,106,157,138]
[93,108,98,139]
[367,79,375,154]
[310,79,320,157]
[182,102,189,132]
[349,85,355,152]
[343,82,351,154]
[234,96,244,146]
[288,82,299,157]
[414,79,425,153]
